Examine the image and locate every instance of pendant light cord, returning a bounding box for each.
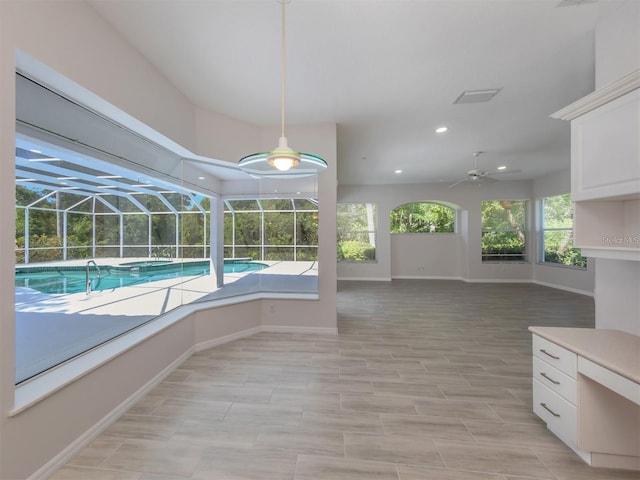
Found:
[280,0,286,139]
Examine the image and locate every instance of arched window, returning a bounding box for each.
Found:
[390,202,456,233]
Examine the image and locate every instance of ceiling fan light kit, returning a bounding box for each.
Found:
[238,0,327,178]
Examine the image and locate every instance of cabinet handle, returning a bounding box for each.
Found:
[540,372,560,385]
[540,349,560,360]
[540,402,560,417]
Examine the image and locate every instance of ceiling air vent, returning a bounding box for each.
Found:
[453,88,501,104]
[556,0,597,7]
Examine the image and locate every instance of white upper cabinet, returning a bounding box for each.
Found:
[569,87,639,201]
[552,69,640,261]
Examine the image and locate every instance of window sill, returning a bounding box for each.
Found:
[481,261,530,264]
[337,260,378,264]
[391,232,458,235]
[536,261,587,271]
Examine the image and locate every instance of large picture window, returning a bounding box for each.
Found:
[337,203,377,262]
[390,202,455,233]
[224,198,319,261]
[538,193,586,268]
[481,200,528,262]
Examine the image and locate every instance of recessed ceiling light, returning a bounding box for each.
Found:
[435,126,448,134]
[198,176,205,180]
[497,165,507,170]
[557,0,597,7]
[395,169,403,174]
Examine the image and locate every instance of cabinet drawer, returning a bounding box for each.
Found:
[533,356,577,404]
[533,335,577,378]
[533,378,577,447]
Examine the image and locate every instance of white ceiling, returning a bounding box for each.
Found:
[87,0,624,186]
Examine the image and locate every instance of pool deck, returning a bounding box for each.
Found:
[14,258,319,384]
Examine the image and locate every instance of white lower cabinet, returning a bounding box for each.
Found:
[533,379,591,462]
[530,329,640,471]
[532,334,591,463]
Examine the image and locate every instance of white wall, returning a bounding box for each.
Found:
[391,234,462,279]
[195,107,261,164]
[594,259,640,336]
[532,169,596,295]
[0,2,337,478]
[338,181,536,283]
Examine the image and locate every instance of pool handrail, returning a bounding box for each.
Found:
[85,260,101,295]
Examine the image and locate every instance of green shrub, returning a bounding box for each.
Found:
[338,241,375,262]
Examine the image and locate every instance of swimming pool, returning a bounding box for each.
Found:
[15,260,267,295]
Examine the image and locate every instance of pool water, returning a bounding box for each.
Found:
[15,260,266,295]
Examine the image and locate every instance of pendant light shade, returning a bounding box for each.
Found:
[238,0,327,178]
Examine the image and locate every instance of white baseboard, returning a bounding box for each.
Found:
[533,280,594,297]
[261,325,338,335]
[194,325,337,353]
[392,275,465,281]
[338,277,392,281]
[27,348,193,480]
[194,326,262,352]
[464,278,531,283]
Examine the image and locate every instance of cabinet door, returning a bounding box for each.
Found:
[533,378,578,446]
[571,89,640,201]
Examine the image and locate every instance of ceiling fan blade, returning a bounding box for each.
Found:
[449,178,469,188]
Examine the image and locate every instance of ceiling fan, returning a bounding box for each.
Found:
[449,151,521,187]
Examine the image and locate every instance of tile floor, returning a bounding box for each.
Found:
[50,280,639,479]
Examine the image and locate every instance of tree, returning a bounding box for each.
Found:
[542,194,586,267]
[481,200,527,261]
[337,203,377,262]
[390,202,455,233]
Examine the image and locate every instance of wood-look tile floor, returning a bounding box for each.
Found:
[51,280,640,480]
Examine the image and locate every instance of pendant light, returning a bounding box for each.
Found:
[238,0,327,178]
